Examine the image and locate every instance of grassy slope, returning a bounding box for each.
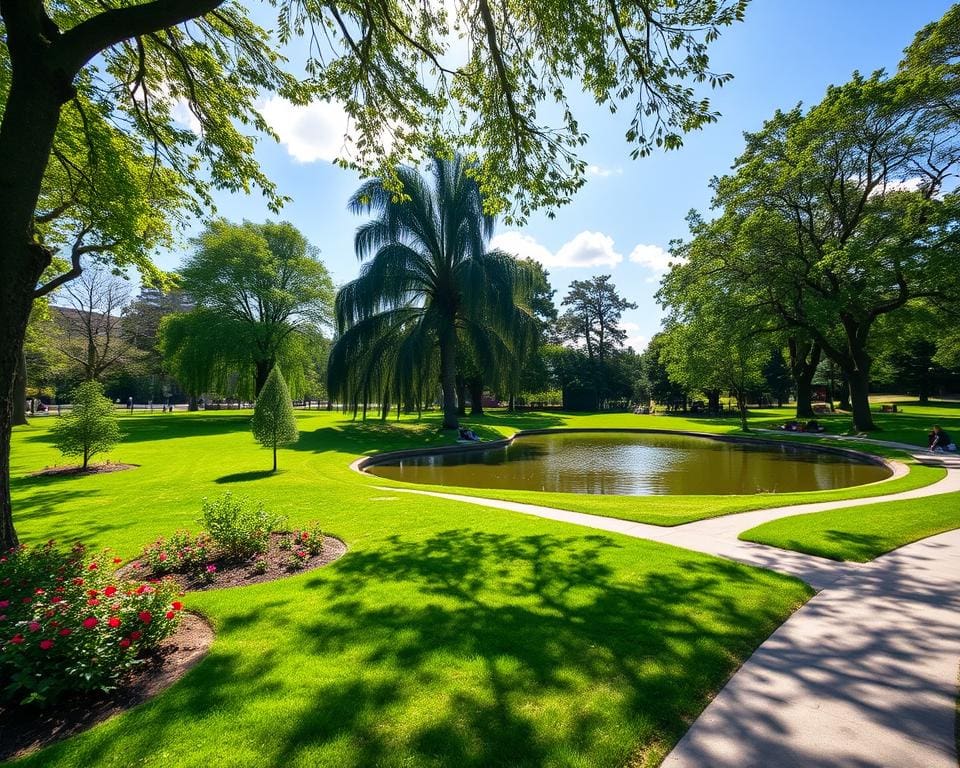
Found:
[8,410,811,768]
[740,491,960,562]
[363,409,946,526]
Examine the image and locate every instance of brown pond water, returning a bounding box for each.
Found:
[366,432,892,495]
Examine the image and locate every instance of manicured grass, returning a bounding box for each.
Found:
[9,410,812,768]
[739,491,960,562]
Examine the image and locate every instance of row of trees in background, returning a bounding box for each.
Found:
[655,8,960,432]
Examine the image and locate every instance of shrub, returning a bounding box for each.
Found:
[201,493,286,560]
[51,381,121,470]
[289,522,325,557]
[0,542,184,706]
[140,531,212,576]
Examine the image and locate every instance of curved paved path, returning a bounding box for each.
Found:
[376,440,960,767]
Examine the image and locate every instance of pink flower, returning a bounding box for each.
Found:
[39,639,54,650]
[0,600,8,609]
[28,622,41,633]
[158,552,168,562]
[119,638,131,649]
[87,598,100,606]
[59,628,71,636]
[130,630,142,641]
[34,588,45,595]
[206,565,217,573]
[9,634,24,645]
[82,616,98,629]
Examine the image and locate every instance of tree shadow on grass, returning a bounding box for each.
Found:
[11,529,801,768]
[215,470,277,484]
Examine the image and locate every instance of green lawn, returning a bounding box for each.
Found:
[8,410,812,768]
[739,491,960,562]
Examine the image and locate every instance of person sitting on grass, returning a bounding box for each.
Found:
[458,427,480,442]
[928,425,957,452]
[779,420,800,431]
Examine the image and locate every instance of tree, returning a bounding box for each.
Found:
[711,62,960,431]
[762,348,792,407]
[329,155,537,430]
[53,265,145,383]
[559,275,637,406]
[0,0,747,546]
[51,380,120,470]
[178,220,334,395]
[251,366,299,472]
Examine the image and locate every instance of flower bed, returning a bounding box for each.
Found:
[0,542,185,706]
[125,531,347,591]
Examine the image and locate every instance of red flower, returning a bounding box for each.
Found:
[21,597,31,604]
[87,598,100,606]
[301,532,309,540]
[108,617,121,628]
[0,600,8,608]
[87,589,99,597]
[138,611,152,624]
[82,616,98,629]
[104,586,117,597]
[9,634,24,645]
[39,639,54,650]
[59,628,71,636]
[165,611,175,619]
[88,562,98,570]
[130,631,142,640]
[34,588,45,595]
[72,578,84,586]
[51,596,63,604]
[28,622,41,633]
[119,638,131,649]
[171,601,183,611]
[158,552,168,562]
[112,557,123,564]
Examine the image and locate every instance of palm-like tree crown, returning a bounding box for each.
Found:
[329,155,535,426]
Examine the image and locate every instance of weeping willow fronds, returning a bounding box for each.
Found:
[328,155,537,426]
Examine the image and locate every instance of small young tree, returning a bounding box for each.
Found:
[251,366,299,472]
[52,381,121,470]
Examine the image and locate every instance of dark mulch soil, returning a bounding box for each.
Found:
[120,533,348,592]
[0,612,213,762]
[28,462,139,478]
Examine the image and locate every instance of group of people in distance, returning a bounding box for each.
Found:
[928,425,956,452]
[779,420,825,433]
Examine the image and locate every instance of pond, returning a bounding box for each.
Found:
[365,431,892,495]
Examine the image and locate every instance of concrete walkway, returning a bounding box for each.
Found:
[377,443,960,767]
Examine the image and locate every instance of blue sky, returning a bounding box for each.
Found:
[156,0,954,351]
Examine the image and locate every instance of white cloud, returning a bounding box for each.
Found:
[586,164,623,178]
[170,99,202,134]
[554,231,623,268]
[628,243,674,272]
[258,97,353,163]
[491,230,623,269]
[618,322,647,352]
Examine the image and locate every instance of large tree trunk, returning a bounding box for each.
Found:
[788,338,821,419]
[848,369,875,432]
[469,377,484,416]
[254,360,271,396]
[439,327,459,430]
[13,352,27,427]
[455,375,467,417]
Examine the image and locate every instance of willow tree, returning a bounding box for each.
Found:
[329,156,537,430]
[0,0,746,547]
